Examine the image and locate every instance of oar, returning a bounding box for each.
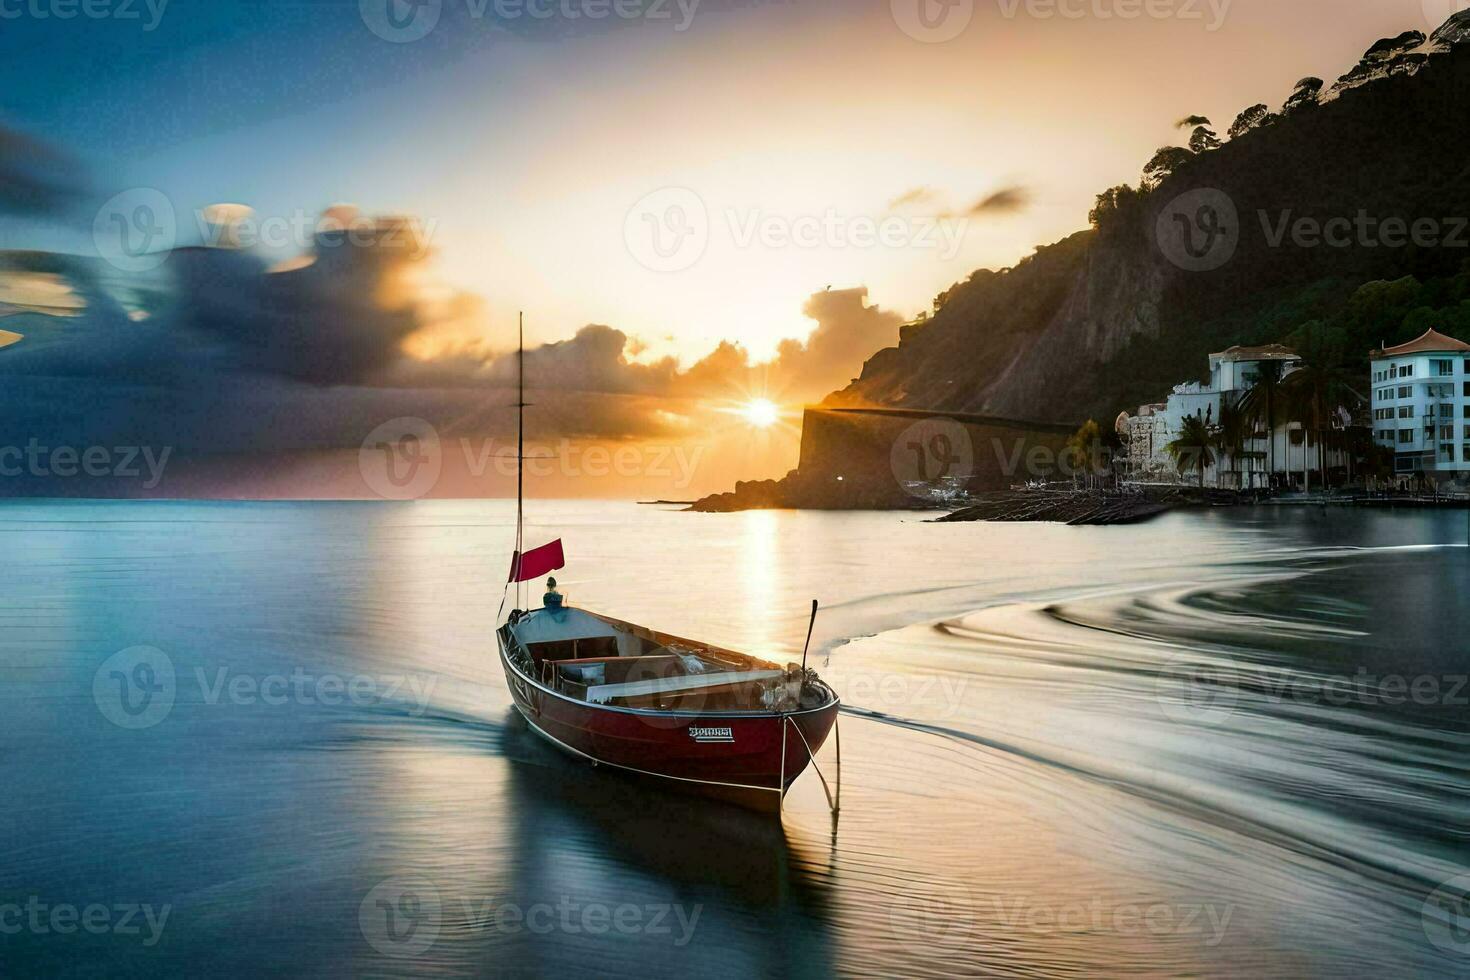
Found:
[801,599,819,673]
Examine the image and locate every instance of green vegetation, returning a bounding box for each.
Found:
[828,25,1470,430]
[1167,415,1215,487]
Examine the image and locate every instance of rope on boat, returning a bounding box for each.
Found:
[783,715,841,816]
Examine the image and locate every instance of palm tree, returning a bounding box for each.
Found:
[1214,398,1249,489]
[1284,361,1357,493]
[1240,360,1288,489]
[1168,413,1215,487]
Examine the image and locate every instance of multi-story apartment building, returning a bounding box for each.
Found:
[1370,329,1470,480]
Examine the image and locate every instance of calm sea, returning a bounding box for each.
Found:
[2,500,1467,977]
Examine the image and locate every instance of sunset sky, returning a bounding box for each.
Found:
[0,0,1456,496]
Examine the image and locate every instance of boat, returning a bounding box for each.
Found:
[495,316,842,816]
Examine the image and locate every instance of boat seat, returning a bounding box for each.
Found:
[554,655,688,689]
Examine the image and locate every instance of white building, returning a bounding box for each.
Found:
[1370,329,1470,481]
[1131,345,1349,488]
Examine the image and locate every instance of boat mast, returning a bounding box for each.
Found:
[516,312,525,611]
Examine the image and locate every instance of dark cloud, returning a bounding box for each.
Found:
[900,185,1033,219]
[0,126,82,216]
[170,219,428,386]
[0,232,899,491]
[968,186,1032,215]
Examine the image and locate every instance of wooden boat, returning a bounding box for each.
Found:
[496,316,841,816]
[496,607,840,813]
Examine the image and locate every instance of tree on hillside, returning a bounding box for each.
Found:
[1089,184,1145,238]
[1189,126,1223,153]
[1168,414,1215,487]
[1431,9,1470,47]
[1228,103,1273,139]
[1142,146,1194,190]
[1365,30,1427,63]
[1283,77,1324,114]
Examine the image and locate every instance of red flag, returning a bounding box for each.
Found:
[509,539,566,583]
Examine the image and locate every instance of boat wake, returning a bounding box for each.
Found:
[814,542,1470,977]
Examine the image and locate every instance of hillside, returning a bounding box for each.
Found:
[826,14,1470,423]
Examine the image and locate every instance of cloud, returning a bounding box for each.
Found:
[0,240,900,471]
[0,126,82,216]
[968,185,1032,215]
[889,186,938,209]
[897,184,1034,219]
[767,288,904,399]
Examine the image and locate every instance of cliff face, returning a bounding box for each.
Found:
[826,36,1470,424]
[690,407,1076,512]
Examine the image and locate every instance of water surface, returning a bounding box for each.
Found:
[2,501,1467,977]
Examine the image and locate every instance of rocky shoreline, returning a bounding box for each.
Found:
[691,481,1250,524]
[932,487,1235,526]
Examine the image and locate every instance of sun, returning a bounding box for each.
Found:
[742,398,781,428]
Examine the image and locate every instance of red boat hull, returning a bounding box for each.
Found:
[498,636,839,814]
